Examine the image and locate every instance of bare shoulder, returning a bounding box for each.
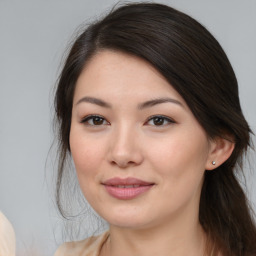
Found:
[0,212,16,256]
[54,231,109,256]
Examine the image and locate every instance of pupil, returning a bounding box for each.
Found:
[93,117,103,125]
[154,117,164,125]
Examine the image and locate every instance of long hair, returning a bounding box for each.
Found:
[54,3,256,255]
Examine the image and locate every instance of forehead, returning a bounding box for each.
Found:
[74,50,186,106]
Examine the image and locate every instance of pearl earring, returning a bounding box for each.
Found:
[212,161,216,165]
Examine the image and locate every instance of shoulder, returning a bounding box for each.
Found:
[0,211,16,256]
[54,231,109,256]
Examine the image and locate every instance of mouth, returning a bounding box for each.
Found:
[102,177,155,200]
[110,184,144,188]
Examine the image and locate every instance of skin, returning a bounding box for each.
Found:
[70,50,234,256]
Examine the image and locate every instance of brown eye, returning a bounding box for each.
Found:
[81,115,109,126]
[146,115,175,126]
[152,117,165,126]
[91,116,104,125]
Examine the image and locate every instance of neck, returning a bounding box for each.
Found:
[102,212,206,256]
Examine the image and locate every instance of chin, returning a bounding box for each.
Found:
[109,218,150,230]
[101,209,154,230]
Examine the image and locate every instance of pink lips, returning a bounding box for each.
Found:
[102,177,154,200]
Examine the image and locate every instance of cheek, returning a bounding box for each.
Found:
[146,128,209,188]
[149,140,208,172]
[69,130,104,179]
[69,133,106,204]
[148,138,207,211]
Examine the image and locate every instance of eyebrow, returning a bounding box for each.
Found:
[76,96,112,108]
[138,97,183,109]
[75,96,183,109]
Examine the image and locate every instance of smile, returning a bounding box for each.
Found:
[113,185,141,188]
[102,177,155,200]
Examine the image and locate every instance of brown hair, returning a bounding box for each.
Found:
[54,3,256,255]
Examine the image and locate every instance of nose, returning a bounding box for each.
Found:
[107,125,144,168]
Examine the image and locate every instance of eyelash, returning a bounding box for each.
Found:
[146,115,175,126]
[80,115,109,126]
[80,115,175,127]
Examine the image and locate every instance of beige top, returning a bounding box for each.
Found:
[0,212,16,256]
[54,231,109,256]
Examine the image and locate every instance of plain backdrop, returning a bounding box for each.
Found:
[0,0,255,255]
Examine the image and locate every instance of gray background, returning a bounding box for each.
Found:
[0,0,255,255]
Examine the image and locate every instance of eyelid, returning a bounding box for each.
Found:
[80,114,110,125]
[80,114,175,126]
[145,115,176,126]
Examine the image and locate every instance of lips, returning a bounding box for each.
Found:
[102,177,154,200]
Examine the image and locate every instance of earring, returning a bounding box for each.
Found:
[212,161,216,165]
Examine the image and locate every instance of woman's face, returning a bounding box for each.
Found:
[70,50,215,229]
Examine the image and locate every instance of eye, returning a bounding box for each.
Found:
[146,115,175,126]
[80,115,109,126]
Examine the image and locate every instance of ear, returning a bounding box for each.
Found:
[205,136,235,170]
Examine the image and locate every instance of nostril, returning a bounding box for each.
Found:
[110,159,137,168]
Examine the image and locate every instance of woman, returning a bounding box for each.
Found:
[54,3,256,256]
